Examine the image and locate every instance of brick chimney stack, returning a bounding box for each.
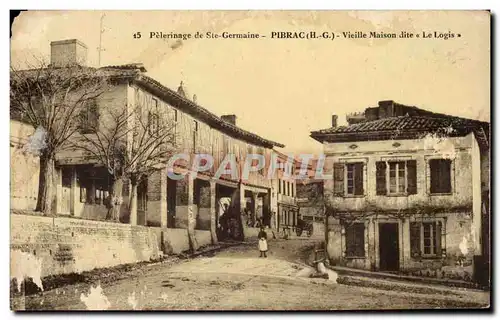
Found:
[50,39,88,67]
[221,115,237,126]
[378,100,395,119]
[331,115,338,128]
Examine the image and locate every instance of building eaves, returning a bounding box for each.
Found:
[310,114,489,144]
[134,74,285,149]
[16,63,286,149]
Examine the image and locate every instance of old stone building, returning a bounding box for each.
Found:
[10,39,285,274]
[272,150,298,236]
[295,158,324,224]
[310,100,489,282]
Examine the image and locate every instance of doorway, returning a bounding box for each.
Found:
[379,223,400,272]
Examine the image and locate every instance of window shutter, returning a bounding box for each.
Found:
[354,163,364,195]
[435,221,442,256]
[376,161,387,195]
[410,222,421,257]
[407,160,417,194]
[333,163,344,196]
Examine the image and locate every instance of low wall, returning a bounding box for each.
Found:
[10,213,161,279]
[161,228,212,254]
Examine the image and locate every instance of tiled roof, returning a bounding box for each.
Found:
[100,64,284,148]
[314,115,484,134]
[311,113,489,146]
[135,74,284,148]
[14,64,284,149]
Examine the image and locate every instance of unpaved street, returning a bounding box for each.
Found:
[13,239,489,311]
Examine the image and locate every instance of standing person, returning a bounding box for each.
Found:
[258,226,268,258]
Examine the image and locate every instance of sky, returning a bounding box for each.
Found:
[10,10,490,154]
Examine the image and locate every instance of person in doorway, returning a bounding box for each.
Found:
[258,226,268,258]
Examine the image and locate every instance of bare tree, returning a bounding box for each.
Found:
[10,60,110,214]
[72,101,178,225]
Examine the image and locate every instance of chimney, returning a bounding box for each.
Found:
[365,107,379,121]
[221,114,237,126]
[378,100,395,119]
[331,115,338,128]
[193,94,197,103]
[50,39,88,67]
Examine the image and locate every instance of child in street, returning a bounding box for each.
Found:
[258,226,268,258]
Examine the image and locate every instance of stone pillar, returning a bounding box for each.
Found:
[209,180,217,244]
[159,170,168,228]
[368,218,376,270]
[251,192,258,227]
[239,184,248,240]
[187,173,199,251]
[129,183,138,226]
[70,167,78,216]
[374,220,380,270]
[401,218,411,271]
[262,192,270,228]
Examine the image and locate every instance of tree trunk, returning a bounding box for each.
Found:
[35,153,55,215]
[106,178,124,222]
[129,182,138,226]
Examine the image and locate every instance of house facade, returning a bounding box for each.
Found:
[272,150,298,235]
[11,39,285,251]
[310,100,490,281]
[295,158,324,224]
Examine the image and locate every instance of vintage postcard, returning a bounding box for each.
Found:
[9,10,491,311]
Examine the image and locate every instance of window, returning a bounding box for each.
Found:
[389,161,406,193]
[174,109,178,122]
[79,99,99,133]
[148,111,160,136]
[333,162,364,196]
[345,223,365,257]
[278,179,282,194]
[376,160,417,195]
[429,159,452,194]
[410,221,442,258]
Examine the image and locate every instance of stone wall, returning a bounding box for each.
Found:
[10,213,161,278]
[10,121,39,211]
[161,228,212,254]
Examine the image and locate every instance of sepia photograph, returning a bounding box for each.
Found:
[8,9,491,311]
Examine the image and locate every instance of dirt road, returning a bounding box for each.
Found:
[12,239,489,311]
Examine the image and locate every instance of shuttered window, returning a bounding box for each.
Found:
[376,160,417,195]
[334,162,364,196]
[79,99,99,134]
[333,163,345,196]
[410,221,442,257]
[430,159,452,194]
[345,223,365,257]
[376,161,387,195]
